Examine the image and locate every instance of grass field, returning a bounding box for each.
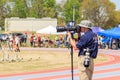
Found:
[0,50,108,74]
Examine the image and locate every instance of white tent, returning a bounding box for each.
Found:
[36,25,56,34]
[36,25,66,34]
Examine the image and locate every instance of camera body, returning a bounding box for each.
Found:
[84,48,90,67]
[56,26,80,33]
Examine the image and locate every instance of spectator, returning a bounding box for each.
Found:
[14,35,20,52]
[8,33,14,51]
[37,35,41,47]
[41,35,46,47]
[59,34,63,41]
[30,33,34,47]
[64,34,69,47]
[33,35,37,47]
[24,32,28,43]
[55,35,60,47]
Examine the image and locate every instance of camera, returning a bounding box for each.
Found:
[84,48,90,67]
[56,26,80,33]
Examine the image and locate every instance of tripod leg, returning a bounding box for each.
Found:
[71,46,74,80]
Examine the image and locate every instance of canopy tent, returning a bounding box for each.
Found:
[98,27,120,38]
[91,26,104,34]
[36,25,56,34]
[36,25,66,34]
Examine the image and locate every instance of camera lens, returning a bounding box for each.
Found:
[56,27,67,32]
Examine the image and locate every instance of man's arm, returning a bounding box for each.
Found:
[67,32,79,50]
[69,38,78,50]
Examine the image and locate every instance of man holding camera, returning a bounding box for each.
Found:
[67,20,98,80]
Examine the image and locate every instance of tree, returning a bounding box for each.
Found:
[63,0,82,25]
[107,10,120,28]
[81,0,116,29]
[42,0,56,18]
[28,0,56,18]
[28,0,44,18]
[0,0,7,29]
[55,0,66,26]
[8,0,27,18]
[115,11,120,25]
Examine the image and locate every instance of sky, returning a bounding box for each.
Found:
[56,0,120,10]
[110,0,120,10]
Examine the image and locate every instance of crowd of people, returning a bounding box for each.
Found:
[98,36,120,50]
[0,31,119,63]
[1,31,119,51]
[0,32,71,49]
[0,33,23,61]
[28,33,70,48]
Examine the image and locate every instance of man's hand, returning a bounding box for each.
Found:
[67,31,71,38]
[67,31,78,50]
[67,31,72,42]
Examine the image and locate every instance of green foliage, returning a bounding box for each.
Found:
[63,0,82,24]
[29,0,44,18]
[0,0,7,29]
[7,0,56,18]
[42,0,56,18]
[0,0,57,30]
[9,0,27,18]
[81,0,117,29]
[106,10,120,29]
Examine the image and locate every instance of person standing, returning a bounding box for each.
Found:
[33,35,37,47]
[14,35,20,52]
[24,33,28,43]
[41,35,46,47]
[30,33,34,47]
[8,33,14,51]
[67,20,98,80]
[37,35,41,47]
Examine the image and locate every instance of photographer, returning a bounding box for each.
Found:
[67,20,98,80]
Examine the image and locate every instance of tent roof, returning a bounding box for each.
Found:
[36,25,66,34]
[98,27,120,38]
[36,25,56,34]
[91,27,104,34]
